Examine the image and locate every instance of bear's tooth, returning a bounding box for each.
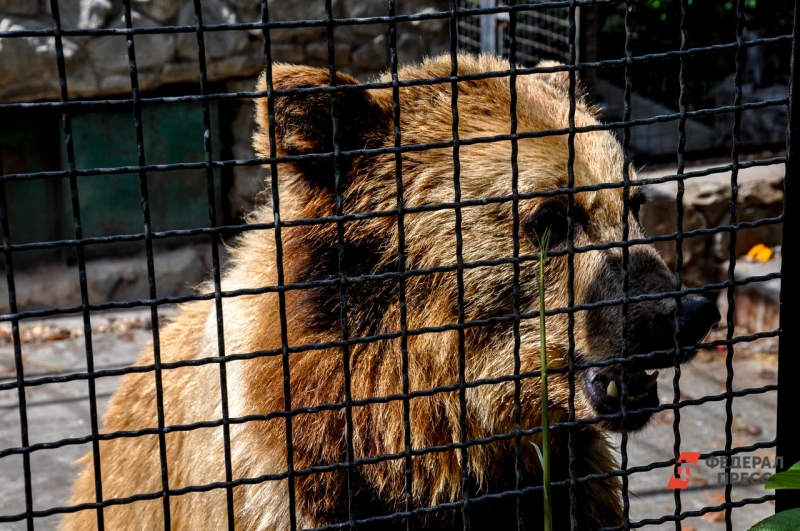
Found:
[643,371,660,390]
[607,380,619,398]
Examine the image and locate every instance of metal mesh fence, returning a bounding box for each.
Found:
[458,0,571,63]
[0,0,796,530]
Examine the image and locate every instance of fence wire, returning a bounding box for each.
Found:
[0,0,795,530]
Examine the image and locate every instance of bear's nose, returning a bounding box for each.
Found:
[669,297,722,346]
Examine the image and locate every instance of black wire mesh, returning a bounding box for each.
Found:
[458,1,571,64]
[0,1,795,530]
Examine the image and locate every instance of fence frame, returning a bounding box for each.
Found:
[0,0,796,528]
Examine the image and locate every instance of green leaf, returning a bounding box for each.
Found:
[531,441,545,469]
[789,461,800,473]
[748,508,800,531]
[765,470,800,490]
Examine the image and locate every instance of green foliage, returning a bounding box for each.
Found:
[748,508,800,531]
[765,461,800,490]
[747,460,800,530]
[527,227,553,531]
[537,227,553,531]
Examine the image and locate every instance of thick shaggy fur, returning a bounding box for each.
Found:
[61,54,685,530]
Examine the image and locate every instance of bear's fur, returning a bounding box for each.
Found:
[60,54,719,531]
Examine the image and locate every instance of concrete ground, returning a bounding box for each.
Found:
[0,311,779,531]
[612,334,779,531]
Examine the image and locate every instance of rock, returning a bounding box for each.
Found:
[96,73,132,93]
[47,0,116,29]
[81,11,128,77]
[714,74,789,148]
[161,61,199,84]
[79,0,113,29]
[398,0,448,16]
[85,35,128,76]
[86,245,213,304]
[342,0,387,19]
[206,53,263,80]
[176,0,247,60]
[0,0,41,16]
[130,29,176,71]
[639,162,784,288]
[396,31,425,65]
[267,0,341,43]
[0,17,81,102]
[227,0,257,11]
[1,0,449,102]
[269,43,305,64]
[87,11,175,75]
[340,0,388,40]
[716,257,781,337]
[305,40,351,68]
[0,246,215,312]
[426,33,450,58]
[711,174,784,263]
[351,33,388,72]
[592,79,720,157]
[411,6,447,35]
[131,0,182,23]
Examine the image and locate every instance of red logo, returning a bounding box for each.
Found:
[667,451,702,489]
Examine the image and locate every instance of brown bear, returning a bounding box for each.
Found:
[60,54,720,531]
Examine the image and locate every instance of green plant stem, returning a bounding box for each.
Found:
[537,230,553,531]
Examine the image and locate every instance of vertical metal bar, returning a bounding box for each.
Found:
[190,1,235,527]
[507,7,525,531]
[566,1,579,528]
[620,1,634,528]
[672,1,689,529]
[258,2,298,529]
[0,158,34,531]
[574,6,581,66]
[776,0,800,514]
[724,1,746,528]
[448,1,471,529]
[120,3,172,527]
[480,0,497,54]
[48,0,103,527]
[323,2,357,529]
[387,0,415,529]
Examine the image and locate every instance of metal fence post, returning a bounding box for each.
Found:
[776,0,800,515]
[480,0,497,54]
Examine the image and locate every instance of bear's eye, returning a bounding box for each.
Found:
[629,190,648,222]
[526,202,573,248]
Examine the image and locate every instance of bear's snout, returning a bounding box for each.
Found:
[669,296,722,346]
[628,296,721,372]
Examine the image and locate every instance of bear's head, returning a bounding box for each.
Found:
[252,54,720,438]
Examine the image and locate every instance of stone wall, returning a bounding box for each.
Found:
[1,0,450,215]
[638,162,784,288]
[0,0,449,102]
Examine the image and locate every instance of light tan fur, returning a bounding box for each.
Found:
[60,54,680,530]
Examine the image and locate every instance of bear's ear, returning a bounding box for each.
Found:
[536,60,589,102]
[252,65,390,180]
